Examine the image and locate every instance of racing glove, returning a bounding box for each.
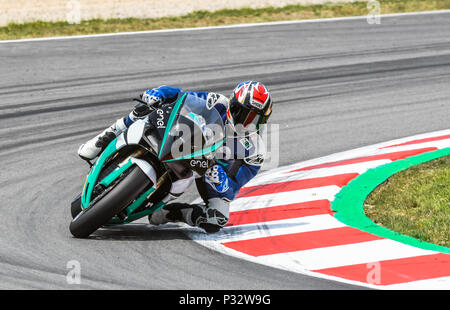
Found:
[205,164,229,193]
[141,89,165,107]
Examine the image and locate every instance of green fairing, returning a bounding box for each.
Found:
[125,186,155,216]
[107,200,166,225]
[98,159,133,188]
[81,137,120,208]
[125,201,166,223]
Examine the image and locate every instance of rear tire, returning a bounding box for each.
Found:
[69,166,152,238]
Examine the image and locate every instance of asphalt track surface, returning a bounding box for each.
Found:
[0,12,449,289]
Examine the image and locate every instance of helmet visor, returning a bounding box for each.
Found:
[230,99,264,133]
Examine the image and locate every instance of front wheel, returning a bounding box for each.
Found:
[69,166,152,238]
[71,193,82,219]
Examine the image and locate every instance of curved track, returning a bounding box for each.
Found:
[0,12,449,289]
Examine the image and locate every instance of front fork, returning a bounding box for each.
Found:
[108,171,172,224]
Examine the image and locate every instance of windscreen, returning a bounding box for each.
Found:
[158,93,225,162]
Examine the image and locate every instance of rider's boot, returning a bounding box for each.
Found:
[78,103,151,161]
[148,198,229,233]
[148,203,201,226]
[77,117,127,160]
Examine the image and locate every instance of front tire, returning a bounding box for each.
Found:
[69,166,152,238]
[71,193,82,219]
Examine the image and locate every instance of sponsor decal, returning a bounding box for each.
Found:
[190,159,208,168]
[156,109,165,129]
[240,137,252,150]
[249,100,264,110]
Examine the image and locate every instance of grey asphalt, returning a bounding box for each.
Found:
[0,12,449,289]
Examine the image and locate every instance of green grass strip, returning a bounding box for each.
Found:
[331,147,450,254]
[2,0,450,40]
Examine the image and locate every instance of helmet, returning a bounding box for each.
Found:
[229,81,272,134]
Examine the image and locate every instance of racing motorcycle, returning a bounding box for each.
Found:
[69,93,226,238]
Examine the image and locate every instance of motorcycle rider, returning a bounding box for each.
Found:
[78,81,273,233]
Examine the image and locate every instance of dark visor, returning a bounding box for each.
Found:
[230,99,263,125]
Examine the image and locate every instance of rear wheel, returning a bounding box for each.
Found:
[69,166,152,238]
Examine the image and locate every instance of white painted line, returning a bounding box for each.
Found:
[373,129,450,149]
[230,185,341,212]
[245,132,450,190]
[1,10,450,44]
[378,139,450,152]
[247,160,389,187]
[386,276,450,290]
[193,214,346,243]
[261,239,438,271]
[267,129,450,175]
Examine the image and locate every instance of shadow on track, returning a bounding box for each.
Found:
[85,223,195,241]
